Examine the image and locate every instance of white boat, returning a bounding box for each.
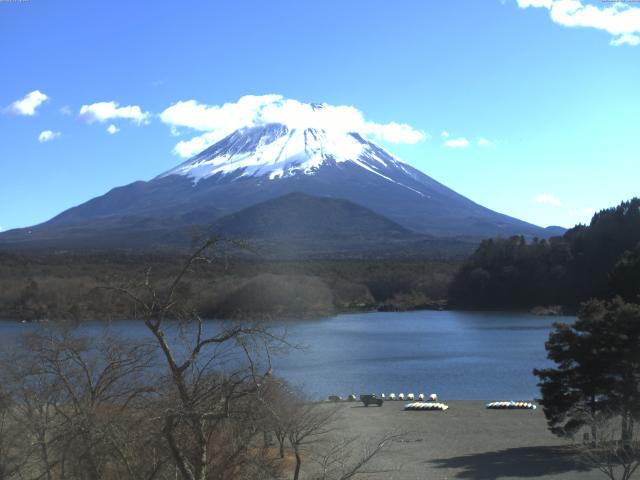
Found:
[485,401,536,410]
[404,402,449,411]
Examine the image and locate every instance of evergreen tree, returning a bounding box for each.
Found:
[534,298,640,444]
[450,198,640,309]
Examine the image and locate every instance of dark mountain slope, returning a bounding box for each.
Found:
[212,192,414,240]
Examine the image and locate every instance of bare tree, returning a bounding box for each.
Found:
[0,239,397,480]
[257,380,400,480]
[258,378,299,459]
[311,432,401,480]
[1,325,162,480]
[286,402,340,480]
[0,386,29,480]
[5,352,63,480]
[106,239,285,480]
[575,412,640,480]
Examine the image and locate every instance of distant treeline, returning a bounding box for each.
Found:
[449,198,640,310]
[0,252,459,321]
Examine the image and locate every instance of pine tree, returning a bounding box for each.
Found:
[534,298,640,444]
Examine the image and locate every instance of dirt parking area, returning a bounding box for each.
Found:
[318,400,604,480]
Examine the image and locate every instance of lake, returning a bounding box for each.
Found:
[0,310,570,400]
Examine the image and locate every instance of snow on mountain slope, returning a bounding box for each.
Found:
[158,123,424,195]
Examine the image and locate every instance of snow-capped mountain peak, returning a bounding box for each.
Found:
[0,110,554,248]
[158,123,412,185]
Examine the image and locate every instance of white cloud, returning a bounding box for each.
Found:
[518,0,552,7]
[160,94,427,157]
[516,0,640,46]
[173,133,218,158]
[443,138,470,148]
[477,137,495,147]
[106,124,120,135]
[582,206,595,215]
[439,133,495,149]
[365,121,426,143]
[59,105,72,116]
[535,193,562,206]
[568,206,596,221]
[79,101,150,124]
[9,90,48,116]
[38,130,61,143]
[610,33,640,46]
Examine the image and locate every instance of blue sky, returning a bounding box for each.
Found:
[1,0,639,231]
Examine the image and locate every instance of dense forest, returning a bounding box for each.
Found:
[449,198,640,311]
[0,252,458,321]
[5,197,639,321]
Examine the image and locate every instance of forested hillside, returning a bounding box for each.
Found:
[0,253,457,321]
[449,198,640,310]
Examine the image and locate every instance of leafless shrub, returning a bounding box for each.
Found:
[574,411,640,480]
[311,432,401,480]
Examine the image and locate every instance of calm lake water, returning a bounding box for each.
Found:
[0,310,571,400]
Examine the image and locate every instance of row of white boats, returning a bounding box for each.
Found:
[327,394,537,411]
[382,393,438,401]
[485,401,537,410]
[403,401,536,411]
[404,402,449,411]
[327,393,438,402]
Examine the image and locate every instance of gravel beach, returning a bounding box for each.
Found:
[316,400,604,480]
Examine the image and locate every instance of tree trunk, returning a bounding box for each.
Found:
[194,418,208,480]
[39,434,53,480]
[621,412,631,445]
[591,422,598,447]
[590,396,598,446]
[293,447,302,480]
[275,432,286,459]
[163,421,195,480]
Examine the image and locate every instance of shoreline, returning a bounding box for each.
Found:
[0,303,574,323]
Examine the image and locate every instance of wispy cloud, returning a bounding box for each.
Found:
[568,206,596,224]
[38,130,61,143]
[516,0,640,46]
[443,138,470,148]
[79,101,150,125]
[535,193,562,206]
[160,94,427,158]
[582,206,595,216]
[477,137,495,147]
[59,105,72,116]
[106,124,120,135]
[8,90,48,116]
[568,206,595,216]
[441,131,450,138]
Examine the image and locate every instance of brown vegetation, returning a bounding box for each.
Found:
[0,251,458,321]
[0,241,398,480]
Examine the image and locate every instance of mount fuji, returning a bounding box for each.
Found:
[0,121,561,253]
